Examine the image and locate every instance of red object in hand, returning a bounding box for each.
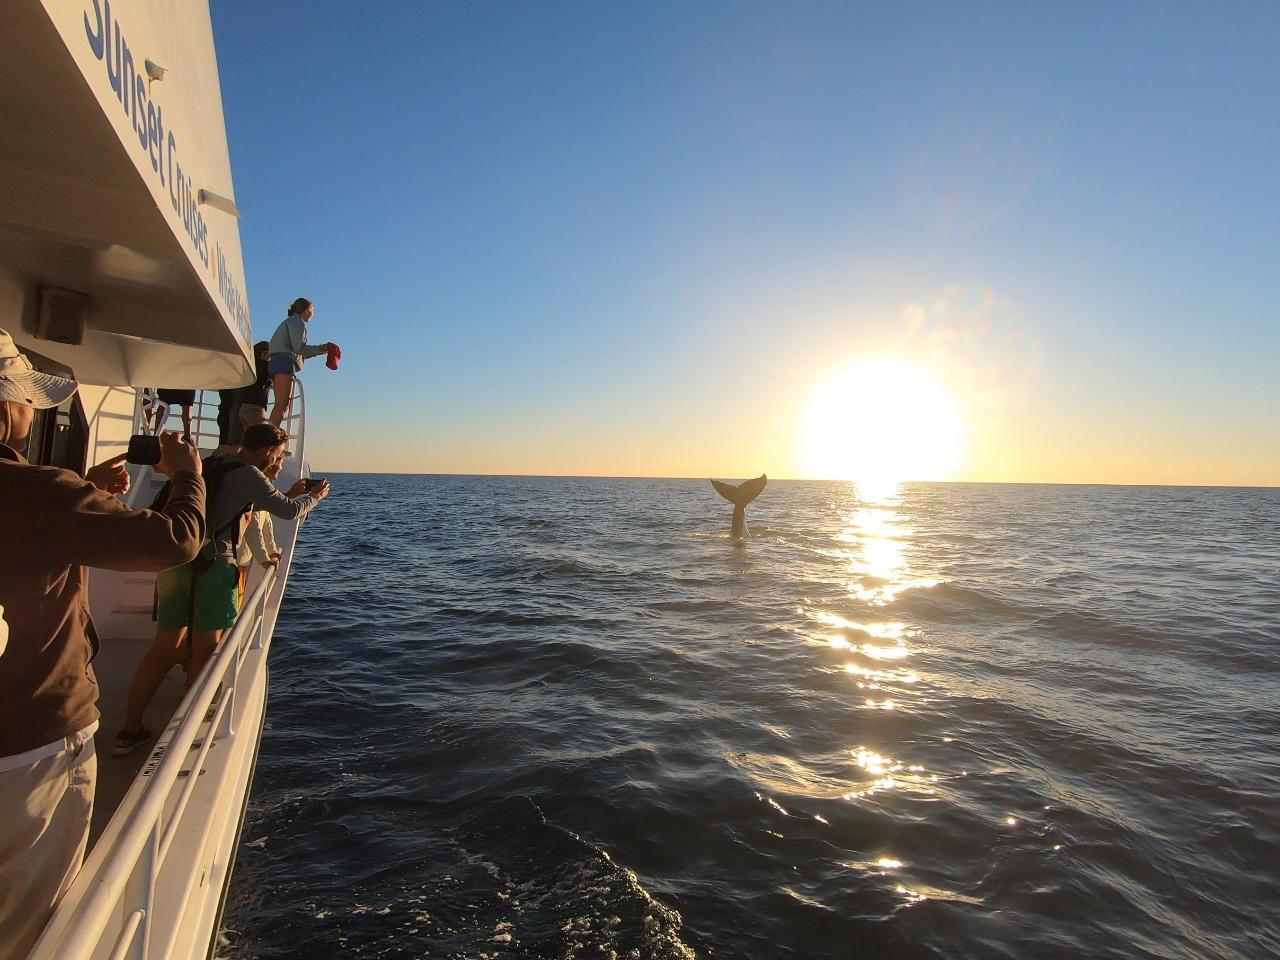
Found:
[326,342,342,370]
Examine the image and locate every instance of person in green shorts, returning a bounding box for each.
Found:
[115,423,331,753]
[151,547,242,637]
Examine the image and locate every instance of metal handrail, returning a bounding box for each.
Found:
[106,909,145,960]
[28,567,278,959]
[135,390,168,438]
[145,375,308,458]
[282,377,306,472]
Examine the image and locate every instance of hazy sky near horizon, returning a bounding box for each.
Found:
[212,1,1279,485]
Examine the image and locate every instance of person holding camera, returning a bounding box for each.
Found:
[116,423,330,752]
[0,330,206,958]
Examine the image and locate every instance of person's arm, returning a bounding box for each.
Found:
[243,511,271,565]
[32,470,206,572]
[235,529,252,567]
[260,510,281,559]
[298,315,328,360]
[286,316,308,358]
[225,466,320,522]
[84,453,130,497]
[29,433,206,571]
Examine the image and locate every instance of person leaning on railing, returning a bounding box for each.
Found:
[266,297,336,429]
[116,423,330,753]
[0,329,206,960]
[235,451,285,602]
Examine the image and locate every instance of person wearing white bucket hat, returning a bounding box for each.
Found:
[0,328,209,957]
[0,327,80,420]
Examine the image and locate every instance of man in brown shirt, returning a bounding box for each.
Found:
[0,329,206,959]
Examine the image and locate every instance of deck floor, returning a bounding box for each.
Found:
[89,637,187,848]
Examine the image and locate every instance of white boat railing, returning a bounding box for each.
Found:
[28,568,277,960]
[29,381,311,960]
[284,379,307,477]
[124,380,306,503]
[145,379,307,467]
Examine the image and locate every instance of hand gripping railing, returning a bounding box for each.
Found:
[28,568,279,960]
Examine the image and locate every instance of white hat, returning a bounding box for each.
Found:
[0,328,79,409]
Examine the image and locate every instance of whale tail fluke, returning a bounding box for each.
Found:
[711,474,767,507]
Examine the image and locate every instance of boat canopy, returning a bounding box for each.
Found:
[0,0,253,388]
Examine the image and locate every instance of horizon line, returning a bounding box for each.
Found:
[304,470,1279,491]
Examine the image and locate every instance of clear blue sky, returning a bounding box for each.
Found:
[211,1,1279,483]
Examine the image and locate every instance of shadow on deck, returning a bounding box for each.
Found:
[90,636,186,849]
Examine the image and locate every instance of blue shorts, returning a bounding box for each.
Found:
[267,354,296,377]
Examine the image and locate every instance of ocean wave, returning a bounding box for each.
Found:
[227,477,1280,960]
[894,582,1030,620]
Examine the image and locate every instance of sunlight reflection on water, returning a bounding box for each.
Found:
[841,481,939,605]
[230,477,1280,960]
[795,480,953,909]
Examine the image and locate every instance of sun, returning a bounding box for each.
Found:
[799,359,965,484]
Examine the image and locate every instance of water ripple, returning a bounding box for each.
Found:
[224,478,1280,960]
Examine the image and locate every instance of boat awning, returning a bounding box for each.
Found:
[0,0,254,388]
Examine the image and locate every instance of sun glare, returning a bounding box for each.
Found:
[800,359,965,483]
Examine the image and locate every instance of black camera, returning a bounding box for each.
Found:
[306,476,326,490]
[125,434,161,465]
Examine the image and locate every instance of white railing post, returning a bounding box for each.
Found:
[132,389,145,437]
[290,379,306,474]
[26,568,278,960]
[251,588,269,651]
[106,909,145,960]
[195,391,207,447]
[149,401,169,437]
[216,641,239,741]
[119,821,158,960]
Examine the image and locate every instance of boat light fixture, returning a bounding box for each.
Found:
[198,190,241,218]
[144,60,168,94]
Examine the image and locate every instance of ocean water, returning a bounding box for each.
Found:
[222,477,1280,960]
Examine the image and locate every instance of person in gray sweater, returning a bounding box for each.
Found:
[116,423,330,751]
[267,298,333,429]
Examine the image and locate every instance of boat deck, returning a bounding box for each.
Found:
[89,638,187,848]
[26,381,306,960]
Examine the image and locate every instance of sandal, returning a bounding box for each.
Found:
[112,726,153,756]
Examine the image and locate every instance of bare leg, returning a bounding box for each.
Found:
[237,565,250,612]
[123,628,188,731]
[268,372,294,428]
[188,629,222,685]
